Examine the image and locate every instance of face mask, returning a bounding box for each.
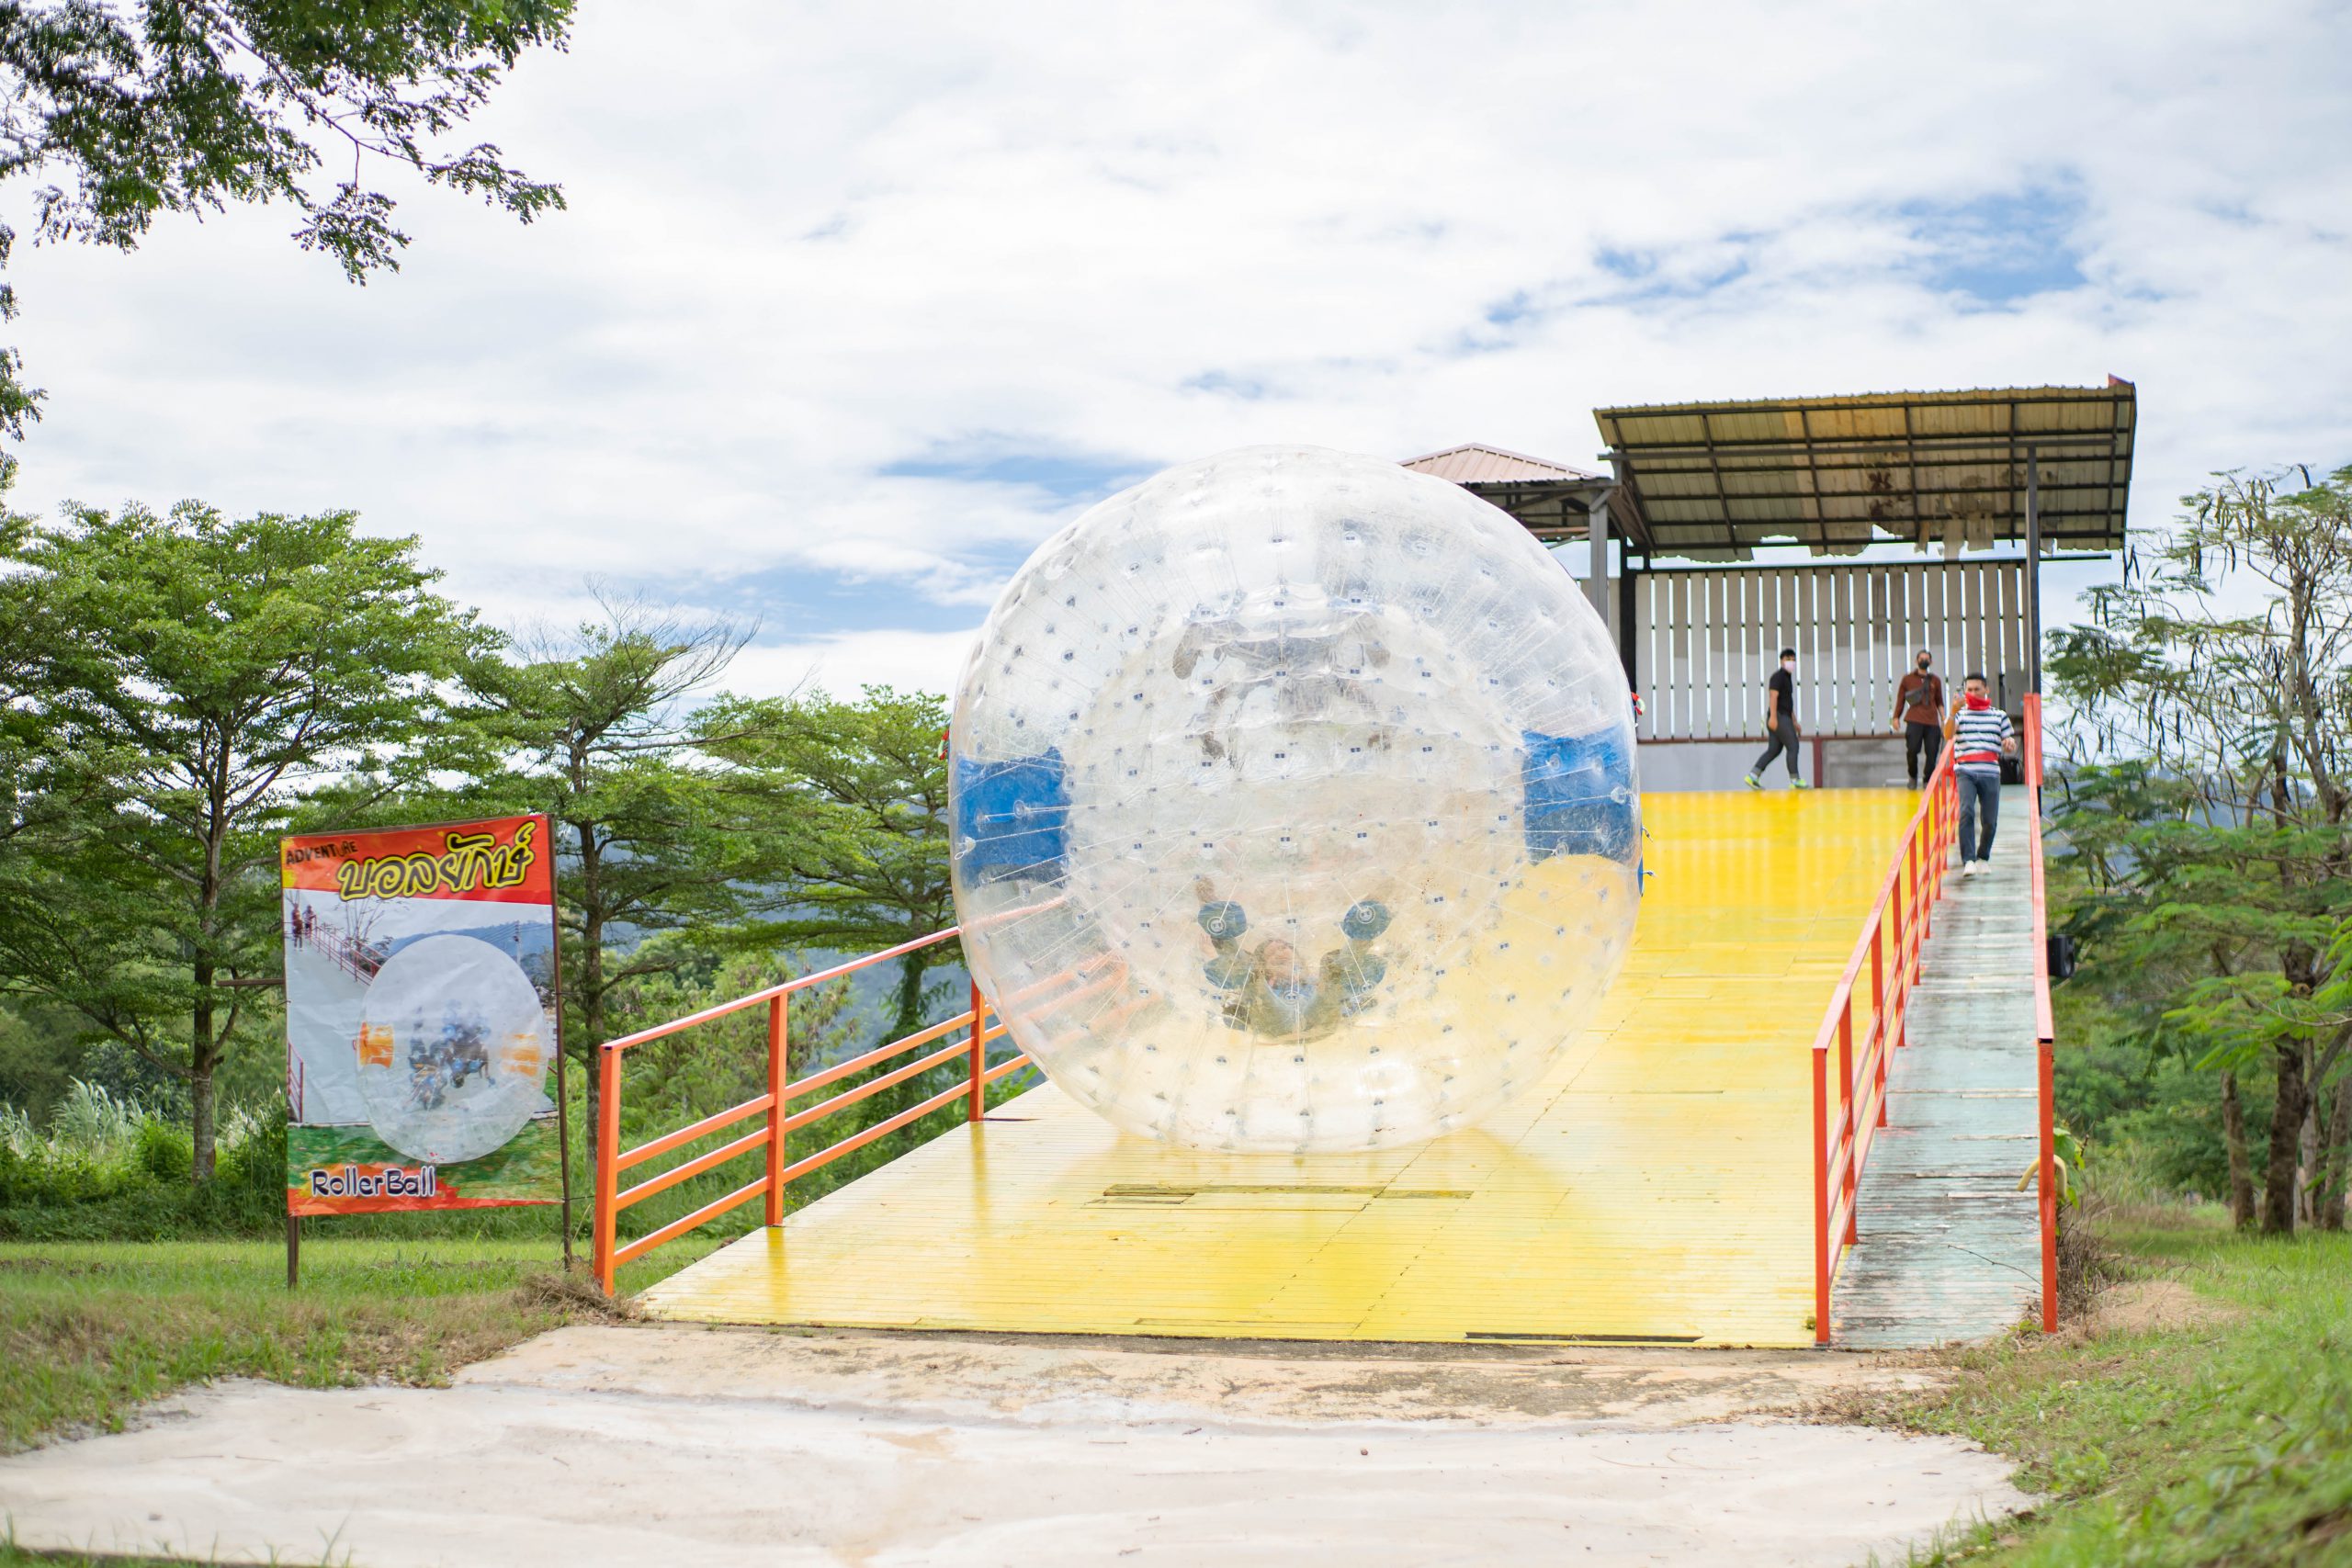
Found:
[1781,660,1795,672]
[1917,659,1930,671]
[1965,693,1991,710]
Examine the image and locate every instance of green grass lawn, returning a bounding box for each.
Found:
[0,1234,717,1458]
[1892,1214,2352,1565]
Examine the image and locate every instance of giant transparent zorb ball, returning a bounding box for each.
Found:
[950,446,1640,1153]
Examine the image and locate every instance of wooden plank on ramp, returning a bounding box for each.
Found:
[1830,787,2042,1347]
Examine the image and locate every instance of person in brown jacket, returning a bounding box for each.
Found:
[1889,649,1944,788]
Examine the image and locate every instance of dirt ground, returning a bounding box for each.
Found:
[0,1324,2024,1566]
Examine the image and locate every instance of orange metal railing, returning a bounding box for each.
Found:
[589,927,1026,1292]
[1810,743,1958,1344]
[2023,694,2058,1331]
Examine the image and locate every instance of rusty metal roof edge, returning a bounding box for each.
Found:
[1594,384,2135,423]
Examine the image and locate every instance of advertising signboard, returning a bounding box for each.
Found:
[280,815,565,1218]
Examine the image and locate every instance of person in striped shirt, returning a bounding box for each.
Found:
[1942,672,2018,875]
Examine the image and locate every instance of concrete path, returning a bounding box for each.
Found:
[0,1325,2025,1567]
[1832,784,2043,1347]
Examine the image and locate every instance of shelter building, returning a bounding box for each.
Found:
[1404,381,2137,790]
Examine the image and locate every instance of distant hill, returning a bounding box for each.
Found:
[382,921,554,966]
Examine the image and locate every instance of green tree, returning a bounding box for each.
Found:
[709,687,956,1041]
[0,0,573,443]
[2050,464,2352,1233]
[469,602,787,1118]
[0,502,493,1179]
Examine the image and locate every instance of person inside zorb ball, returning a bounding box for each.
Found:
[949,445,1641,1153]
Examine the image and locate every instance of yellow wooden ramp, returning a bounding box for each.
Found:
[641,789,1912,1348]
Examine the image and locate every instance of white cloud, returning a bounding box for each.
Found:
[725,627,979,705]
[6,0,2347,696]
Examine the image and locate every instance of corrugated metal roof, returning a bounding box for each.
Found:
[1402,444,1604,486]
[1397,444,1629,546]
[1593,382,2136,561]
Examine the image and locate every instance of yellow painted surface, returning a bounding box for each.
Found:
[640,789,1915,1347]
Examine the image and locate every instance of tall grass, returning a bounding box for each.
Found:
[0,1080,286,1239]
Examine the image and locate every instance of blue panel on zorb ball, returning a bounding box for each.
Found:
[949,446,1642,1153]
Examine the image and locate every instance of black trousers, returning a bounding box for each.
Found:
[1752,716,1801,779]
[1905,719,1942,784]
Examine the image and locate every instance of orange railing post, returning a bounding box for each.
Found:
[586,924,1039,1292]
[765,994,787,1225]
[2040,1035,2058,1329]
[967,980,987,1122]
[1805,743,1964,1345]
[594,1043,619,1292]
[2024,693,2058,1332]
[1813,1047,1832,1346]
[1893,852,1910,1043]
[1870,925,1889,1128]
[1838,999,1858,1246]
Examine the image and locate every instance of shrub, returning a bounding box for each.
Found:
[134,1117,195,1183]
[0,1086,288,1239]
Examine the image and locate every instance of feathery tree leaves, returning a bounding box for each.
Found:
[707,686,956,1039]
[2050,465,2352,1232]
[0,0,573,446]
[0,501,494,1179]
[464,600,792,1134]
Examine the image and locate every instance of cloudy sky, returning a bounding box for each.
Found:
[8,0,2348,699]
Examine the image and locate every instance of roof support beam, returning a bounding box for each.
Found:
[2025,446,2042,696]
[1587,468,1614,626]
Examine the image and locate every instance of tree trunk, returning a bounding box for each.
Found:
[2298,1043,2321,1229]
[2320,1067,2352,1234]
[2222,1070,2256,1228]
[195,747,230,1184]
[191,959,218,1183]
[574,818,606,1167]
[189,1051,217,1184]
[2262,1043,2309,1235]
[893,953,926,1041]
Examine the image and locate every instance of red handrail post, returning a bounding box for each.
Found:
[1893,852,1910,1043]
[582,923,1049,1288]
[1812,1047,1832,1346]
[2024,692,2059,1333]
[1921,779,1938,941]
[764,994,787,1225]
[1838,1000,1858,1246]
[1870,927,1889,1128]
[966,981,987,1122]
[2040,1035,2058,1331]
[594,1043,619,1293]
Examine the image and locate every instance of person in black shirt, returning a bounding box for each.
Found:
[1745,647,1808,790]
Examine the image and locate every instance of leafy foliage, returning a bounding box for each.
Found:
[2018,1122,2087,1208]
[0,502,493,1178]
[0,0,573,442]
[466,599,791,1094]
[0,1084,284,1237]
[2050,465,2352,1232]
[710,686,957,1034]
